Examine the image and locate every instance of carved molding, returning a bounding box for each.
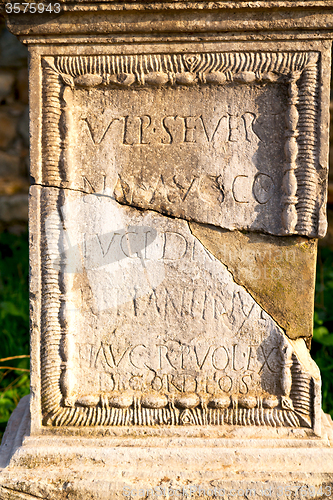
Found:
[40,52,320,428]
[47,405,303,428]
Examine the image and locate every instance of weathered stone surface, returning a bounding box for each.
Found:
[0,395,29,469]
[2,396,333,500]
[32,185,320,431]
[2,1,333,497]
[189,223,317,343]
[111,80,286,236]
[4,1,333,40]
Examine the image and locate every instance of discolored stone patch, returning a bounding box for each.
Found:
[189,222,317,345]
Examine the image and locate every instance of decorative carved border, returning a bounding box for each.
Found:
[40,52,320,428]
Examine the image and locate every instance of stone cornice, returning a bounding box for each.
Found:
[3,1,333,40]
[4,0,333,6]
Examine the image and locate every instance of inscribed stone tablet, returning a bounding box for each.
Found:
[26,49,325,433]
[35,185,320,430]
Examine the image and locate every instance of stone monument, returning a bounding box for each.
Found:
[1,1,333,498]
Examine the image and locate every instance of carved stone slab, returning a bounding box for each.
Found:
[33,184,320,431]
[17,43,328,436]
[41,52,327,238]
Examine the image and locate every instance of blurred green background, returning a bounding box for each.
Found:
[1,20,333,443]
[0,231,29,440]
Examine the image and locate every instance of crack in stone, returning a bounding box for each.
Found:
[33,183,112,198]
[35,184,305,240]
[114,194,295,239]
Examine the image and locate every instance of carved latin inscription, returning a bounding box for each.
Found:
[40,188,317,428]
[80,86,284,235]
[82,112,258,146]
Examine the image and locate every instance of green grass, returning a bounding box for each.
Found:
[0,230,30,441]
[0,231,333,443]
[312,246,333,417]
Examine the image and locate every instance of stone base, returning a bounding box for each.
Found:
[1,396,333,500]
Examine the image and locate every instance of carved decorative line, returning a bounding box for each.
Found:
[295,54,320,236]
[61,86,75,178]
[40,189,62,415]
[59,317,76,407]
[42,62,78,415]
[279,338,297,414]
[44,405,300,428]
[54,52,309,85]
[39,51,320,427]
[281,72,300,234]
[42,61,62,184]
[290,357,313,428]
[41,62,66,417]
[279,344,313,428]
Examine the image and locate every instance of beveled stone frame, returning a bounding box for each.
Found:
[32,48,325,432]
